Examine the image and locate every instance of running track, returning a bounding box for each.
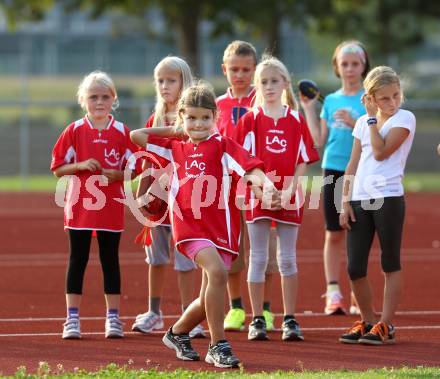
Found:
[0,193,439,374]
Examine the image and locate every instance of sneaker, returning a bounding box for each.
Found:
[358,322,395,345]
[248,318,268,340]
[349,292,361,315]
[162,327,200,361]
[324,291,346,315]
[205,340,240,368]
[224,308,245,331]
[339,320,373,344]
[105,317,124,338]
[281,318,304,341]
[189,323,206,339]
[263,309,275,332]
[62,318,81,339]
[132,310,164,333]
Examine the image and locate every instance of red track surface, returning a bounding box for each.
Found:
[0,192,439,374]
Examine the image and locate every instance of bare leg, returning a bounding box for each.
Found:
[248,282,264,317]
[350,277,376,323]
[264,273,274,305]
[66,294,81,310]
[173,248,227,344]
[281,274,298,315]
[323,230,344,284]
[104,294,120,311]
[381,271,402,325]
[227,272,242,303]
[149,264,167,299]
[177,270,196,308]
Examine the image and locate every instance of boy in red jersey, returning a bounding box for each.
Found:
[217,40,278,332]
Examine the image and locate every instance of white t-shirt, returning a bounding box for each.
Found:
[352,109,416,200]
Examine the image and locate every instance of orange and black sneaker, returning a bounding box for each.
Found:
[339,320,373,344]
[358,322,395,345]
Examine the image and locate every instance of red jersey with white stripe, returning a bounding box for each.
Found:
[216,87,256,138]
[50,115,138,231]
[234,106,319,225]
[146,132,264,256]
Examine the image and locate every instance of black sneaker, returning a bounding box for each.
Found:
[205,340,240,368]
[248,317,268,340]
[339,320,373,344]
[162,327,200,361]
[358,322,395,345]
[281,317,304,341]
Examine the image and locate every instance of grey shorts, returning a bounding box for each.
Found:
[145,225,197,272]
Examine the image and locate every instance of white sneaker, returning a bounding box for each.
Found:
[132,310,164,333]
[105,317,124,338]
[62,318,81,339]
[323,291,346,315]
[189,324,206,339]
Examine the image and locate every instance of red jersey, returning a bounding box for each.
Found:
[234,106,319,225]
[216,87,256,138]
[50,115,138,231]
[146,132,264,256]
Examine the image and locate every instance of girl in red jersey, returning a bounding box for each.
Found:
[51,71,138,339]
[234,56,319,341]
[130,83,280,368]
[131,56,205,339]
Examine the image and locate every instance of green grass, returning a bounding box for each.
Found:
[6,363,440,378]
[0,173,439,193]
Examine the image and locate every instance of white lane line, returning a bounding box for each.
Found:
[2,325,440,338]
[1,310,440,322]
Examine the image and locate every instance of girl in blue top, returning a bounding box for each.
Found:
[301,40,370,315]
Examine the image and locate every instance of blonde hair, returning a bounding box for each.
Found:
[176,82,217,129]
[332,40,370,79]
[153,56,193,128]
[364,66,402,99]
[77,70,118,111]
[253,55,298,110]
[223,40,257,64]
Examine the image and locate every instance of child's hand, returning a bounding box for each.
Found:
[77,159,101,172]
[259,185,281,210]
[339,202,356,230]
[334,109,355,128]
[299,92,319,110]
[102,168,122,183]
[361,94,378,117]
[173,126,186,140]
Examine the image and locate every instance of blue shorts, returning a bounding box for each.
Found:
[145,225,197,272]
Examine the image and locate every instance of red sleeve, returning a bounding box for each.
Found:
[297,114,320,165]
[145,114,154,129]
[145,135,174,165]
[50,123,75,171]
[122,124,143,175]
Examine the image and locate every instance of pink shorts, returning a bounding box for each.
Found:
[178,240,234,270]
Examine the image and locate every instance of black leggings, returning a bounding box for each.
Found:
[347,196,405,281]
[66,229,121,294]
[323,169,345,231]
